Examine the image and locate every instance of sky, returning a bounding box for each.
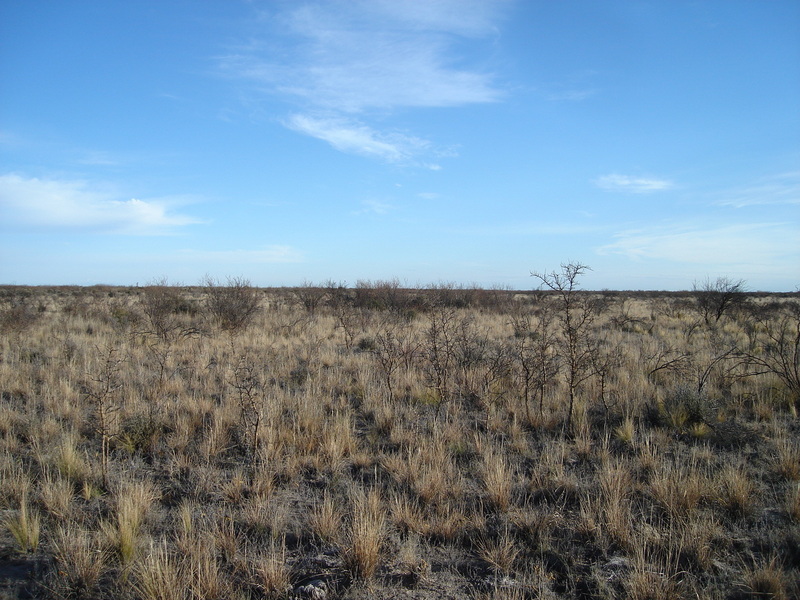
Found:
[1,1,798,291]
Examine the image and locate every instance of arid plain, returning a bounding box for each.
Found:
[1,276,798,599]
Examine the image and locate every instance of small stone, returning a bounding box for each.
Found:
[294,579,328,600]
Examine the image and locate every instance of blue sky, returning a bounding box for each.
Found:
[1,1,798,291]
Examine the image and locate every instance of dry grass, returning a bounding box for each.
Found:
[475,528,520,576]
[38,470,74,520]
[55,430,89,484]
[740,556,788,600]
[716,463,756,519]
[254,540,292,599]
[0,285,798,599]
[187,547,230,600]
[4,493,40,553]
[133,540,185,600]
[481,444,514,511]
[787,483,800,523]
[774,435,800,481]
[51,524,107,598]
[598,459,633,550]
[105,477,157,564]
[343,486,386,580]
[649,461,714,521]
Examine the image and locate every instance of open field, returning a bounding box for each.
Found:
[0,279,798,599]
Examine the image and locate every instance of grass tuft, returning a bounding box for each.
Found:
[343,486,385,580]
[4,493,40,553]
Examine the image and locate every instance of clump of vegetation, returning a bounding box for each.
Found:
[0,277,798,599]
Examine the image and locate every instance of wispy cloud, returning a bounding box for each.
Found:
[594,174,674,193]
[271,0,503,112]
[219,0,507,162]
[598,222,798,267]
[0,131,24,147]
[715,171,800,207]
[75,150,122,167]
[546,90,596,101]
[456,221,601,236]
[285,114,432,164]
[354,199,394,216]
[0,173,202,234]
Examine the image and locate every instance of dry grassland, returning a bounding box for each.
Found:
[0,281,798,599]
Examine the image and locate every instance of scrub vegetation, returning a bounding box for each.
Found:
[0,269,798,599]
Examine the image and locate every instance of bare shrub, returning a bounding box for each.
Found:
[203,275,261,333]
[0,300,40,337]
[372,320,413,403]
[509,308,559,421]
[83,343,124,488]
[421,305,458,406]
[693,276,748,324]
[290,280,328,315]
[530,262,601,431]
[739,300,800,403]
[140,278,189,342]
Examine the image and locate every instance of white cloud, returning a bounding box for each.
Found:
[220,1,507,163]
[285,114,431,163]
[267,1,504,113]
[594,174,673,193]
[597,222,799,268]
[0,173,201,234]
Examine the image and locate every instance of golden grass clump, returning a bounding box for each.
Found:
[481,443,515,511]
[342,486,386,580]
[308,491,344,543]
[254,540,292,599]
[133,540,185,600]
[774,435,800,481]
[475,528,520,577]
[51,524,107,598]
[716,463,756,519]
[4,493,40,553]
